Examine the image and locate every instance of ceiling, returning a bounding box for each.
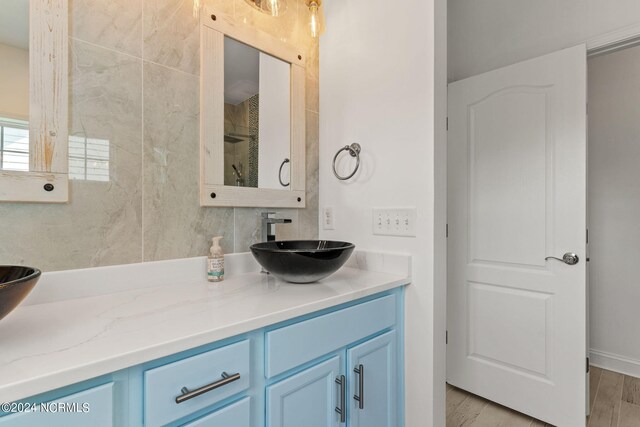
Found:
[224,37,260,105]
[0,0,29,50]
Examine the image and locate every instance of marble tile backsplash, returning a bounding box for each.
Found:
[0,0,319,271]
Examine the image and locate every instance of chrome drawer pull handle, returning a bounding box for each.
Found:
[175,372,241,404]
[353,364,364,409]
[335,375,346,423]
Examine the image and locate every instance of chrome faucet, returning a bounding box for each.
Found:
[261,212,292,242]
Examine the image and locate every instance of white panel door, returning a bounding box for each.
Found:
[447,45,587,427]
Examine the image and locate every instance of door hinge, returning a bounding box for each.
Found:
[446,224,449,238]
[586,228,589,244]
[586,357,590,373]
[446,330,449,344]
[446,117,449,131]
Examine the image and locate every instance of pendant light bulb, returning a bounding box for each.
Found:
[193,0,200,18]
[309,1,320,38]
[244,0,287,17]
[269,0,281,16]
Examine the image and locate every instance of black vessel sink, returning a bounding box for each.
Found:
[0,266,41,321]
[250,240,355,283]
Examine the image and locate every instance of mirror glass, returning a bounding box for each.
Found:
[0,0,29,172]
[223,37,291,190]
[0,1,108,181]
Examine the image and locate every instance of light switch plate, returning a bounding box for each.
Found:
[372,208,416,237]
[322,206,334,230]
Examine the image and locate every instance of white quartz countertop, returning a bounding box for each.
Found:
[0,251,410,402]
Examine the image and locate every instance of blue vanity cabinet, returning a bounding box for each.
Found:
[0,289,404,427]
[347,331,397,427]
[266,356,342,427]
[264,295,397,378]
[264,292,402,427]
[265,330,399,427]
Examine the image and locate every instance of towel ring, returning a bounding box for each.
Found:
[332,143,361,181]
[279,158,290,187]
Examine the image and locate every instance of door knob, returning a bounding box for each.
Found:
[545,252,579,265]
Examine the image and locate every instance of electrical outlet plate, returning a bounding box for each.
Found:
[322,206,334,230]
[372,208,417,237]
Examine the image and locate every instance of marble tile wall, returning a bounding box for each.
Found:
[0,0,319,271]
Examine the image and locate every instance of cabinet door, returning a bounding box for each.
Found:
[347,330,397,427]
[267,356,341,427]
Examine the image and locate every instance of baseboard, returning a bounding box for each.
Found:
[590,349,640,378]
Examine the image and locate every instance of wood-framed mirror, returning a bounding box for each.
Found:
[200,11,305,208]
[0,0,68,203]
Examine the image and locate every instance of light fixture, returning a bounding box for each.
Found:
[244,0,287,17]
[193,0,200,18]
[307,0,325,38]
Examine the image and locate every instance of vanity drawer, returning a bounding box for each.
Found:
[0,383,113,427]
[265,294,396,377]
[183,397,251,427]
[144,340,250,427]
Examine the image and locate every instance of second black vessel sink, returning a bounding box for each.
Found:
[250,240,355,283]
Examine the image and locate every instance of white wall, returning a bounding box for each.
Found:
[588,46,640,376]
[448,0,640,81]
[319,0,447,425]
[0,42,28,120]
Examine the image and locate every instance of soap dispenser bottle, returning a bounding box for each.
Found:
[208,236,224,282]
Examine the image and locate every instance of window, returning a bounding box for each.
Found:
[0,118,29,171]
[0,118,110,181]
[69,135,110,182]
